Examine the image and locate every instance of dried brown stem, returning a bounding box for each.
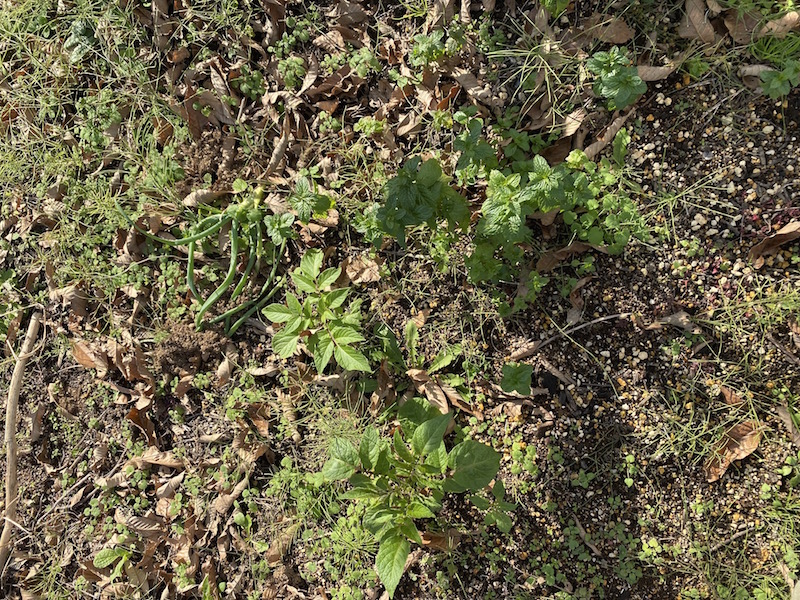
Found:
[0,311,42,579]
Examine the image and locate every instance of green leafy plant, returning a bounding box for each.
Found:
[263,249,370,372]
[760,60,800,98]
[267,12,318,58]
[92,546,133,583]
[365,156,469,248]
[410,30,447,67]
[117,181,291,334]
[233,64,266,101]
[453,109,498,186]
[321,399,505,597]
[287,177,334,224]
[586,46,647,110]
[500,362,533,395]
[278,56,307,89]
[353,116,385,137]
[348,47,380,77]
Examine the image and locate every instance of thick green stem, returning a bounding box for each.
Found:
[195,220,240,330]
[229,224,261,302]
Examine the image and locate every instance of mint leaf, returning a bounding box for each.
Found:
[300,249,323,278]
[271,328,300,358]
[262,303,297,323]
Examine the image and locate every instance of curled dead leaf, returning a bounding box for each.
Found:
[536,242,593,272]
[748,220,800,269]
[719,385,744,406]
[583,13,634,44]
[72,339,109,377]
[678,0,716,43]
[704,421,761,483]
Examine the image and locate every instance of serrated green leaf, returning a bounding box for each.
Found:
[334,344,370,372]
[469,494,491,510]
[376,535,410,599]
[330,325,365,345]
[393,429,414,463]
[317,267,341,290]
[492,479,506,501]
[407,501,436,519]
[397,518,422,545]
[449,439,501,491]
[263,303,297,323]
[359,426,382,471]
[271,328,300,358]
[500,363,532,395]
[300,249,323,278]
[310,330,335,373]
[493,511,513,533]
[411,413,452,456]
[325,287,350,309]
[322,457,356,480]
[398,396,440,433]
[291,271,317,293]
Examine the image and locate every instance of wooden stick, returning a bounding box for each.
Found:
[0,311,42,579]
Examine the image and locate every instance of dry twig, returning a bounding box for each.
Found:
[0,311,42,578]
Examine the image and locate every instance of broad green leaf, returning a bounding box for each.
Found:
[407,501,436,519]
[93,547,126,569]
[340,485,381,500]
[398,396,440,433]
[322,457,356,480]
[493,511,513,533]
[492,479,506,501]
[330,438,358,464]
[359,426,382,471]
[286,293,302,314]
[262,303,297,323]
[404,320,418,358]
[376,535,410,599]
[271,328,300,358]
[364,506,397,537]
[325,287,350,309]
[200,574,213,600]
[291,271,317,293]
[424,440,449,473]
[393,429,414,463]
[300,249,323,278]
[469,494,491,510]
[322,439,359,481]
[500,363,532,395]
[334,345,370,372]
[411,413,452,457]
[398,518,422,545]
[449,439,501,491]
[310,330,335,373]
[587,226,604,246]
[317,267,342,290]
[428,345,460,374]
[330,325,365,345]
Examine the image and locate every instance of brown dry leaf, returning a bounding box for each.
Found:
[266,118,291,176]
[125,514,165,540]
[749,220,800,269]
[299,54,319,94]
[567,276,593,326]
[583,13,634,44]
[719,385,745,406]
[536,242,593,272]
[136,447,185,469]
[396,111,423,138]
[704,421,762,482]
[562,108,587,137]
[584,111,634,161]
[266,522,301,566]
[247,404,272,438]
[156,472,185,500]
[738,63,776,90]
[215,343,238,388]
[776,405,800,448]
[343,254,382,284]
[327,0,369,26]
[638,63,678,81]
[452,69,496,105]
[724,11,762,43]
[126,407,158,447]
[407,368,449,414]
[72,340,109,377]
[678,0,716,43]
[643,310,696,332]
[420,529,461,551]
[182,189,227,208]
[759,11,800,38]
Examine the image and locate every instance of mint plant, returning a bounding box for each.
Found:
[321,399,505,598]
[409,30,447,67]
[453,109,498,186]
[263,249,370,373]
[366,156,469,248]
[586,46,647,110]
[233,65,266,101]
[760,60,800,98]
